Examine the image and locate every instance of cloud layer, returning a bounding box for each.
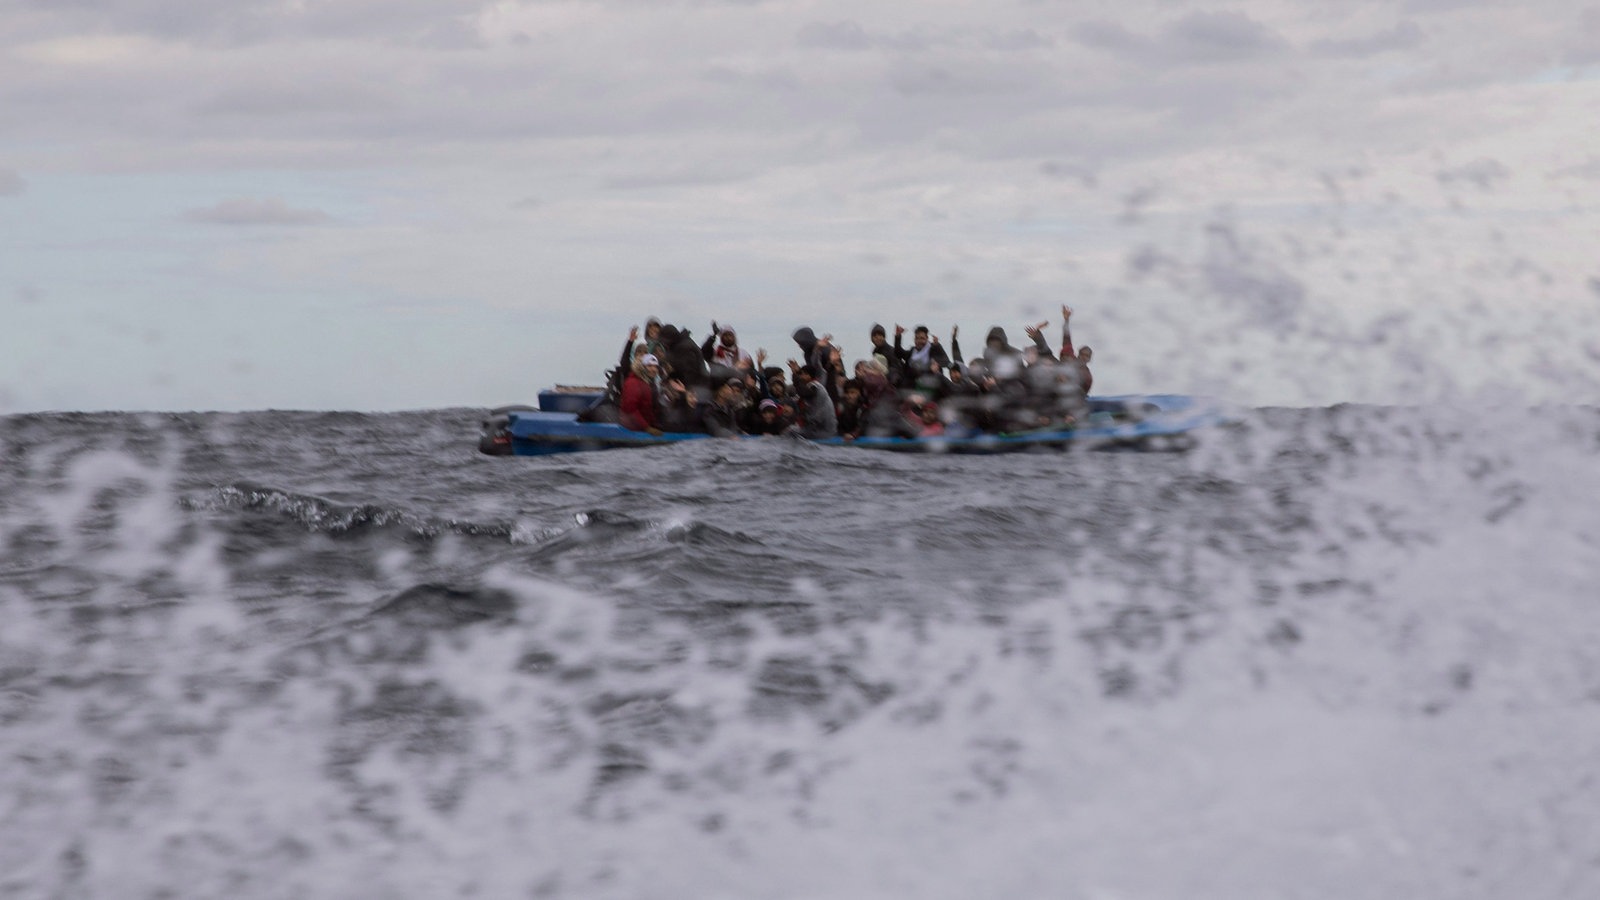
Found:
[3,0,1598,411]
[183,197,333,226]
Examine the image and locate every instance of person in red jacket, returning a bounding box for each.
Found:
[1058,304,1094,395]
[619,354,663,434]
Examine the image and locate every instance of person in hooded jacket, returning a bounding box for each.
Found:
[702,322,753,370]
[790,327,834,380]
[658,324,709,390]
[642,317,666,358]
[619,354,663,434]
[982,325,1024,366]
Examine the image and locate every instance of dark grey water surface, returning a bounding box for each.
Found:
[4,406,1599,899]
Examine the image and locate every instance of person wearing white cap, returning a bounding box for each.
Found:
[619,352,663,434]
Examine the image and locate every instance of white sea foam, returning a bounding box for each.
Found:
[1,404,1597,898]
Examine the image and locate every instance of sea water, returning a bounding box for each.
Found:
[3,405,1599,899]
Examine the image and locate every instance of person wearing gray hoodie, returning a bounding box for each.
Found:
[790,365,838,440]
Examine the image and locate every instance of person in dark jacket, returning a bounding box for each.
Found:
[867,324,904,385]
[856,358,917,438]
[658,324,709,390]
[836,378,865,439]
[747,399,793,436]
[982,326,1023,365]
[894,324,952,387]
[760,367,791,404]
[702,377,747,438]
[907,357,953,403]
[608,325,643,397]
[1023,320,1057,364]
[790,326,834,378]
[657,376,703,433]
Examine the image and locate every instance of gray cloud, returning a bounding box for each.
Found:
[0,0,1474,173]
[701,64,801,92]
[19,0,489,48]
[1070,21,1147,55]
[1039,160,1097,187]
[195,82,391,118]
[1308,21,1425,58]
[604,163,759,191]
[1552,158,1600,180]
[1165,10,1290,61]
[1436,159,1510,191]
[986,29,1054,52]
[1072,11,1290,65]
[886,57,1044,97]
[795,20,933,52]
[1119,184,1160,225]
[183,197,333,225]
[0,167,23,195]
[1124,218,1308,338]
[795,20,1055,55]
[796,21,876,51]
[1562,7,1600,64]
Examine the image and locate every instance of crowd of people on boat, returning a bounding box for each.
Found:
[586,305,1095,440]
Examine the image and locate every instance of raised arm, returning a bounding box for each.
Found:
[1024,321,1057,362]
[1059,304,1077,359]
[612,326,639,393]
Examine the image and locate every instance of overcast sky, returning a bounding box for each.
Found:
[3,0,1598,412]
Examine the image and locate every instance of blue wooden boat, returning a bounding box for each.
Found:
[480,388,1228,456]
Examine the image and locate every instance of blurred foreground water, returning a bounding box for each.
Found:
[3,404,1599,899]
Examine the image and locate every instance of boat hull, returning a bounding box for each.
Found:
[482,394,1228,456]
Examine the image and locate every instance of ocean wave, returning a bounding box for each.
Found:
[5,402,1600,899]
[196,483,516,540]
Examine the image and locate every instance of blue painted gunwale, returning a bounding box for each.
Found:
[503,394,1227,456]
